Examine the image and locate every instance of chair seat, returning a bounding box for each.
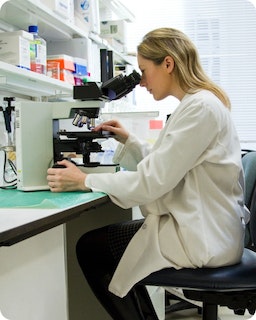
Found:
[140,248,256,291]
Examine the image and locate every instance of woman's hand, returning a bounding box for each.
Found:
[47,160,91,193]
[93,119,129,144]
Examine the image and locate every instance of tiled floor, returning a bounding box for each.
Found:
[165,306,254,320]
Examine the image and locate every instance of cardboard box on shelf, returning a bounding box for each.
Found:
[74,57,87,76]
[40,0,74,23]
[74,0,100,34]
[100,19,127,44]
[60,69,75,85]
[47,54,75,71]
[0,30,33,70]
[47,55,75,84]
[47,61,60,79]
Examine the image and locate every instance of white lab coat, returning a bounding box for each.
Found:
[85,90,246,297]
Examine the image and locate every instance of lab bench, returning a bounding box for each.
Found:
[0,189,132,320]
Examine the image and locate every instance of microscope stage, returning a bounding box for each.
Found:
[58,131,114,139]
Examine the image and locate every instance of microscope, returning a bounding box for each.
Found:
[53,70,141,167]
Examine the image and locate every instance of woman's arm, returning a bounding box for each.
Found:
[93,119,129,144]
[47,160,90,192]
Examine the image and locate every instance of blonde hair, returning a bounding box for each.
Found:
[137,28,231,109]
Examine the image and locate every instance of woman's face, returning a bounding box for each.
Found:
[137,54,173,101]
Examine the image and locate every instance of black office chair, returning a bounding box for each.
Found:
[243,150,256,251]
[140,151,256,320]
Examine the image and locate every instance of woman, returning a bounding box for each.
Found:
[47,28,247,319]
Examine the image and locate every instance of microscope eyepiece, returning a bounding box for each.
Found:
[101,70,141,100]
[73,70,141,102]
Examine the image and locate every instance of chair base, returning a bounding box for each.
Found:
[184,290,256,318]
[165,292,202,314]
[202,303,217,320]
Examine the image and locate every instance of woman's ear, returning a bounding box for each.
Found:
[164,56,174,73]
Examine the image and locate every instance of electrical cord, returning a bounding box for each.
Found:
[0,148,17,189]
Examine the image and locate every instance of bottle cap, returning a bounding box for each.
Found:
[28,25,38,33]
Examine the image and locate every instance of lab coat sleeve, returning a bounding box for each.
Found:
[85,102,220,209]
[112,133,152,171]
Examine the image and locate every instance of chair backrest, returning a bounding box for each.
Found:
[249,182,256,246]
[242,151,256,247]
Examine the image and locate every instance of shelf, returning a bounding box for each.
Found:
[0,0,135,40]
[89,32,131,64]
[0,0,88,41]
[0,0,132,63]
[99,0,135,22]
[0,0,135,97]
[0,61,73,97]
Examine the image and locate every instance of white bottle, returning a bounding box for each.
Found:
[28,25,47,75]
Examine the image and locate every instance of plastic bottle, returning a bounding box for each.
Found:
[28,25,47,75]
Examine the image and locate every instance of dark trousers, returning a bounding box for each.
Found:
[76,219,159,320]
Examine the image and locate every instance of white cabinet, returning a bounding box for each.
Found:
[0,225,68,320]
